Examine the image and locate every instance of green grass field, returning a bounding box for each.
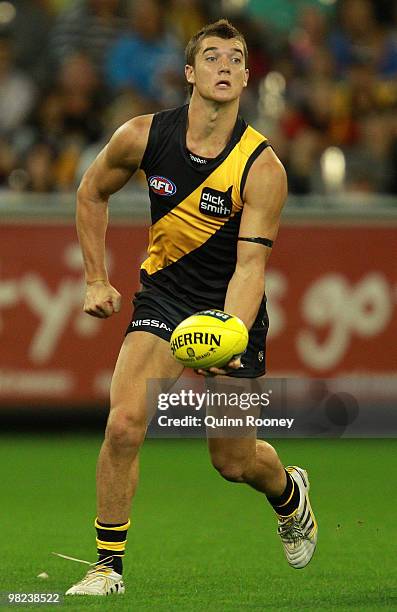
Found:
[0,435,396,611]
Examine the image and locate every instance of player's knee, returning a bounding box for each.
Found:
[105,409,146,451]
[211,458,254,483]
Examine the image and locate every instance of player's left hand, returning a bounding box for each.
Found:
[83,280,122,319]
[195,356,242,377]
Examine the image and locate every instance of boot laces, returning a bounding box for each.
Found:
[278,516,308,545]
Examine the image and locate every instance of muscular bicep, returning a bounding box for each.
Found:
[79,114,153,201]
[239,147,288,243]
[235,147,287,271]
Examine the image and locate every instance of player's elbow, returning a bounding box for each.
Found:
[76,174,89,200]
[77,166,94,196]
[77,170,105,206]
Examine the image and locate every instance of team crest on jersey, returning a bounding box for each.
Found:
[149,176,177,196]
[199,186,232,218]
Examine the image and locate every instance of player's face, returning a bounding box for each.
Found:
[186,37,249,103]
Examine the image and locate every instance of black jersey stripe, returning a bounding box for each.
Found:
[141,211,242,311]
[139,113,157,172]
[240,140,270,199]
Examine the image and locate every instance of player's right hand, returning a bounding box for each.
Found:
[196,356,242,377]
[83,280,122,319]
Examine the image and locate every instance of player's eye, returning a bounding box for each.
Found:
[205,56,216,62]
[232,57,242,63]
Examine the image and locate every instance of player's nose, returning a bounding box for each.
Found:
[218,62,231,74]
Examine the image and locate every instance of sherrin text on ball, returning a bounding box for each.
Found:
[170,310,248,369]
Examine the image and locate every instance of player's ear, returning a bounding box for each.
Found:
[185,64,195,85]
[243,68,249,88]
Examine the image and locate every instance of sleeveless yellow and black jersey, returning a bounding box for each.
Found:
[139,104,269,310]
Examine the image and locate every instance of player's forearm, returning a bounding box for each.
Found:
[76,188,109,284]
[224,266,265,330]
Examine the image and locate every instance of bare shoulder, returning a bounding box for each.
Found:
[241,145,287,225]
[79,114,154,198]
[243,147,288,207]
[105,113,154,170]
[244,146,287,198]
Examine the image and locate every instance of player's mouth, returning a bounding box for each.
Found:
[215,80,231,89]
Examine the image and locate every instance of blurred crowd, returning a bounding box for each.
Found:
[1,0,397,195]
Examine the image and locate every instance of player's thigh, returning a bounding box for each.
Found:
[110,331,184,424]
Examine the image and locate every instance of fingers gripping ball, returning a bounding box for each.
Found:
[170,310,248,369]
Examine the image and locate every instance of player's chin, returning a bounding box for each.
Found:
[208,87,239,103]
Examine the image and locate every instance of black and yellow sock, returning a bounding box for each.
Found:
[95,518,130,575]
[266,470,300,517]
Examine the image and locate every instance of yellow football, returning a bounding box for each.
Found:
[170,310,248,369]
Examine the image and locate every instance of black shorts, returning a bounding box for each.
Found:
[125,286,269,378]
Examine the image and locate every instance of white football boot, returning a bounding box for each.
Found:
[277,466,318,569]
[65,562,124,596]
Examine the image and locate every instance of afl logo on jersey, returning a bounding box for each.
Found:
[149,176,177,196]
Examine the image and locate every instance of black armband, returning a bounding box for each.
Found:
[238,237,274,248]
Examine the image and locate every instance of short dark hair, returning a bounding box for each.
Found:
[185,19,248,95]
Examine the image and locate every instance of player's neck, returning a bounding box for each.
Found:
[186,95,239,159]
